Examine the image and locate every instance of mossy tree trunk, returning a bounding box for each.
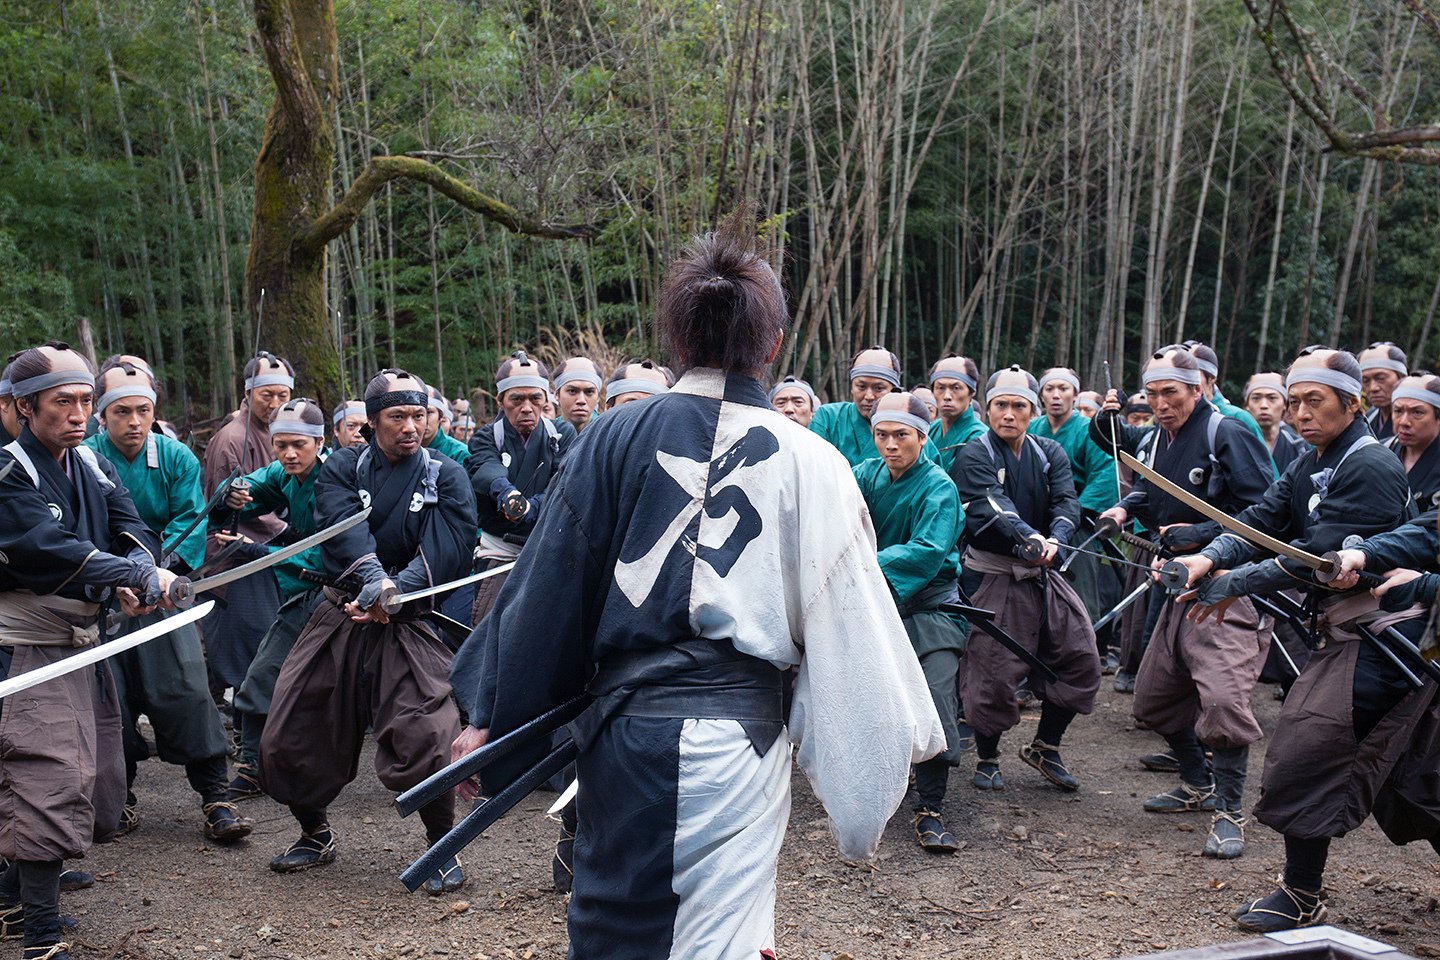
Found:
[245,0,593,407]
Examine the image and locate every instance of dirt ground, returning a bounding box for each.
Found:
[64,682,1440,960]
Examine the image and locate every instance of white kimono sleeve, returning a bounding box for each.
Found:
[787,515,948,861]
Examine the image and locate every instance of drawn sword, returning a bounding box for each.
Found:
[166,507,371,606]
[0,601,215,700]
[1116,449,1384,589]
[1092,579,1152,633]
[380,561,518,612]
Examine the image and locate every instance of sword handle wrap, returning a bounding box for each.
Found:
[379,583,402,615]
[1315,551,1384,589]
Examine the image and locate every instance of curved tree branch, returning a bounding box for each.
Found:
[254,0,323,138]
[295,156,596,257]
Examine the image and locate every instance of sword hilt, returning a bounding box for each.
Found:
[1095,514,1120,540]
[379,584,402,615]
[1014,538,1044,564]
[1314,551,1384,589]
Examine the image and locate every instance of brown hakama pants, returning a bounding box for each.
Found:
[259,598,461,810]
[961,550,1101,739]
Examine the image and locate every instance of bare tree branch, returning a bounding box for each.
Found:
[296,155,595,255]
[1399,0,1440,48]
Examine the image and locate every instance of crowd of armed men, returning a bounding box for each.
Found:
[0,329,1437,960]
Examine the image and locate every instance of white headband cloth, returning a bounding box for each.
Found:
[1142,366,1203,386]
[1285,368,1362,397]
[989,386,1039,408]
[1193,359,1219,377]
[1387,386,1440,411]
[871,410,931,435]
[1360,357,1408,376]
[605,378,667,402]
[1243,380,1285,402]
[0,379,11,398]
[929,370,977,391]
[849,364,901,389]
[10,370,95,397]
[427,396,452,421]
[497,374,550,395]
[555,369,603,391]
[333,402,367,425]
[768,380,817,404]
[97,385,157,415]
[270,419,325,438]
[1040,371,1081,392]
[245,372,295,391]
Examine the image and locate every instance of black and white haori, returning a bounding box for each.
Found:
[259,370,476,894]
[466,351,574,624]
[1178,349,1418,931]
[0,344,179,960]
[951,365,1100,795]
[451,368,945,960]
[1094,347,1274,860]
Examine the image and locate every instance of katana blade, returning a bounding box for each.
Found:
[1092,579,1151,633]
[547,777,578,815]
[0,601,215,700]
[387,561,517,608]
[1117,449,1334,573]
[160,467,238,566]
[938,602,1060,684]
[1058,542,1187,589]
[170,507,371,605]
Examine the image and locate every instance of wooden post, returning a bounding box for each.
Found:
[74,316,98,371]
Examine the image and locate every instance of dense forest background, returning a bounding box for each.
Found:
[1,0,1438,420]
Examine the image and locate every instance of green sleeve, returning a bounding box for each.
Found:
[162,443,208,571]
[876,478,962,604]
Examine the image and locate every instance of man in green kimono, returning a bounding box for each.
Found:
[424,386,470,464]
[1029,368,1122,668]
[218,399,330,801]
[811,346,939,466]
[854,392,967,853]
[927,355,985,472]
[83,357,252,844]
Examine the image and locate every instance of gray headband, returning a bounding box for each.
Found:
[605,378,667,403]
[1386,386,1440,411]
[1243,380,1285,402]
[10,369,95,397]
[245,371,294,391]
[1360,357,1408,376]
[427,395,452,421]
[270,418,325,439]
[333,402,367,425]
[849,363,901,389]
[988,385,1039,408]
[97,384,157,415]
[768,380,817,404]
[1142,365,1203,387]
[1286,368,1362,398]
[1039,371,1081,392]
[929,369,977,391]
[497,374,550,395]
[1194,359,1219,377]
[0,379,11,399]
[871,410,931,435]
[555,369,603,391]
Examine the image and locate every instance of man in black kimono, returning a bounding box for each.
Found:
[0,362,16,445]
[1387,374,1440,513]
[952,365,1100,794]
[1173,347,1418,929]
[450,222,944,959]
[1095,347,1274,860]
[467,351,575,623]
[0,343,178,960]
[1245,372,1308,475]
[259,369,476,895]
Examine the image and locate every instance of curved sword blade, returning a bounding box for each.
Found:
[0,601,215,700]
[390,561,517,607]
[1116,449,1328,571]
[177,507,372,601]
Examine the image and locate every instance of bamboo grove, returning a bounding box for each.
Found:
[1,0,1438,418]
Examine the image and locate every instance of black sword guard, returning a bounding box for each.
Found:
[399,738,578,892]
[1158,560,1190,593]
[938,603,1060,684]
[1314,550,1385,589]
[1013,538,1044,564]
[395,695,590,817]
